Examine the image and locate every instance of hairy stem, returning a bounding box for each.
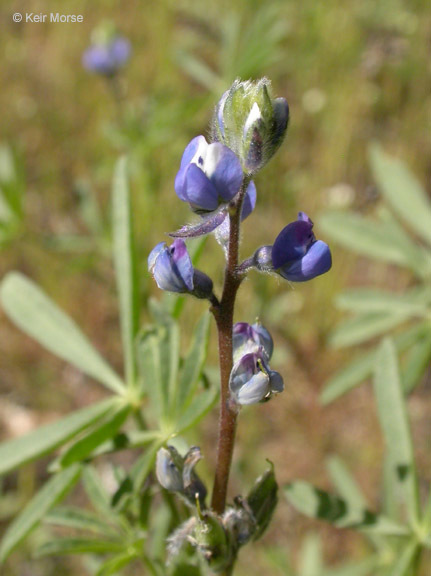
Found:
[211,178,250,515]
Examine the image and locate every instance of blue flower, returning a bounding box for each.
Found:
[229,350,284,406]
[148,239,213,298]
[232,322,273,362]
[175,136,252,213]
[83,36,131,76]
[148,239,193,293]
[253,212,332,282]
[272,212,331,281]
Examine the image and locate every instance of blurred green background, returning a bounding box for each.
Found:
[1,0,431,574]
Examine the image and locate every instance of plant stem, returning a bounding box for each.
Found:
[211,178,250,515]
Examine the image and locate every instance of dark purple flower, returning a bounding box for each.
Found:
[174,136,246,213]
[233,322,273,362]
[253,212,331,282]
[229,350,284,406]
[83,36,131,76]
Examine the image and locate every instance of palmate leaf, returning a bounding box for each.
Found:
[386,540,420,576]
[373,339,420,524]
[0,464,82,563]
[176,312,211,416]
[112,157,139,387]
[55,404,131,468]
[284,481,408,536]
[298,533,323,576]
[323,557,378,576]
[319,211,428,276]
[45,507,119,537]
[335,287,431,317]
[329,313,410,349]
[0,273,125,394]
[369,143,431,249]
[321,322,430,404]
[35,537,124,557]
[0,398,116,476]
[138,319,180,423]
[95,551,140,576]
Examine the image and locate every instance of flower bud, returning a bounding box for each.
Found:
[212,78,289,174]
[156,447,183,492]
[232,322,273,362]
[193,511,233,572]
[148,239,214,299]
[155,446,207,508]
[229,351,284,406]
[245,463,278,541]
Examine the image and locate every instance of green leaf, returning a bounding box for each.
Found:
[321,323,430,404]
[329,313,409,349]
[401,333,431,393]
[299,533,323,576]
[112,157,139,386]
[373,339,419,523]
[319,211,426,274]
[386,540,419,576]
[326,456,368,510]
[57,405,130,468]
[35,537,124,557]
[82,466,112,517]
[176,312,211,414]
[45,507,119,536]
[284,481,408,535]
[130,441,163,491]
[369,143,431,247]
[175,386,218,434]
[0,398,115,476]
[322,557,378,576]
[138,320,179,422]
[96,551,139,576]
[0,464,82,563]
[335,289,431,317]
[0,273,124,394]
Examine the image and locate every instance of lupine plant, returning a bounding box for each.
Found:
[0,78,332,575]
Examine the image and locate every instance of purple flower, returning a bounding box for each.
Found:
[83,36,131,76]
[148,239,194,293]
[253,212,331,282]
[229,350,284,406]
[174,136,249,213]
[233,322,273,362]
[148,239,213,298]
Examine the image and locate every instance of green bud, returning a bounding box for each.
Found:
[193,511,234,572]
[245,462,278,540]
[212,78,289,174]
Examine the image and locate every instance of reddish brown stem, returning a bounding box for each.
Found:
[211,178,249,514]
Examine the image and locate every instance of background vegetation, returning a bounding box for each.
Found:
[1,0,431,574]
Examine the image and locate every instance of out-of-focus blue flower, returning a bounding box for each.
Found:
[229,350,283,406]
[253,212,332,282]
[83,36,131,76]
[232,322,273,363]
[175,135,253,214]
[148,239,194,293]
[212,79,289,174]
[148,239,213,298]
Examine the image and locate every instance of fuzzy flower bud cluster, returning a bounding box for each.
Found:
[211,78,289,174]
